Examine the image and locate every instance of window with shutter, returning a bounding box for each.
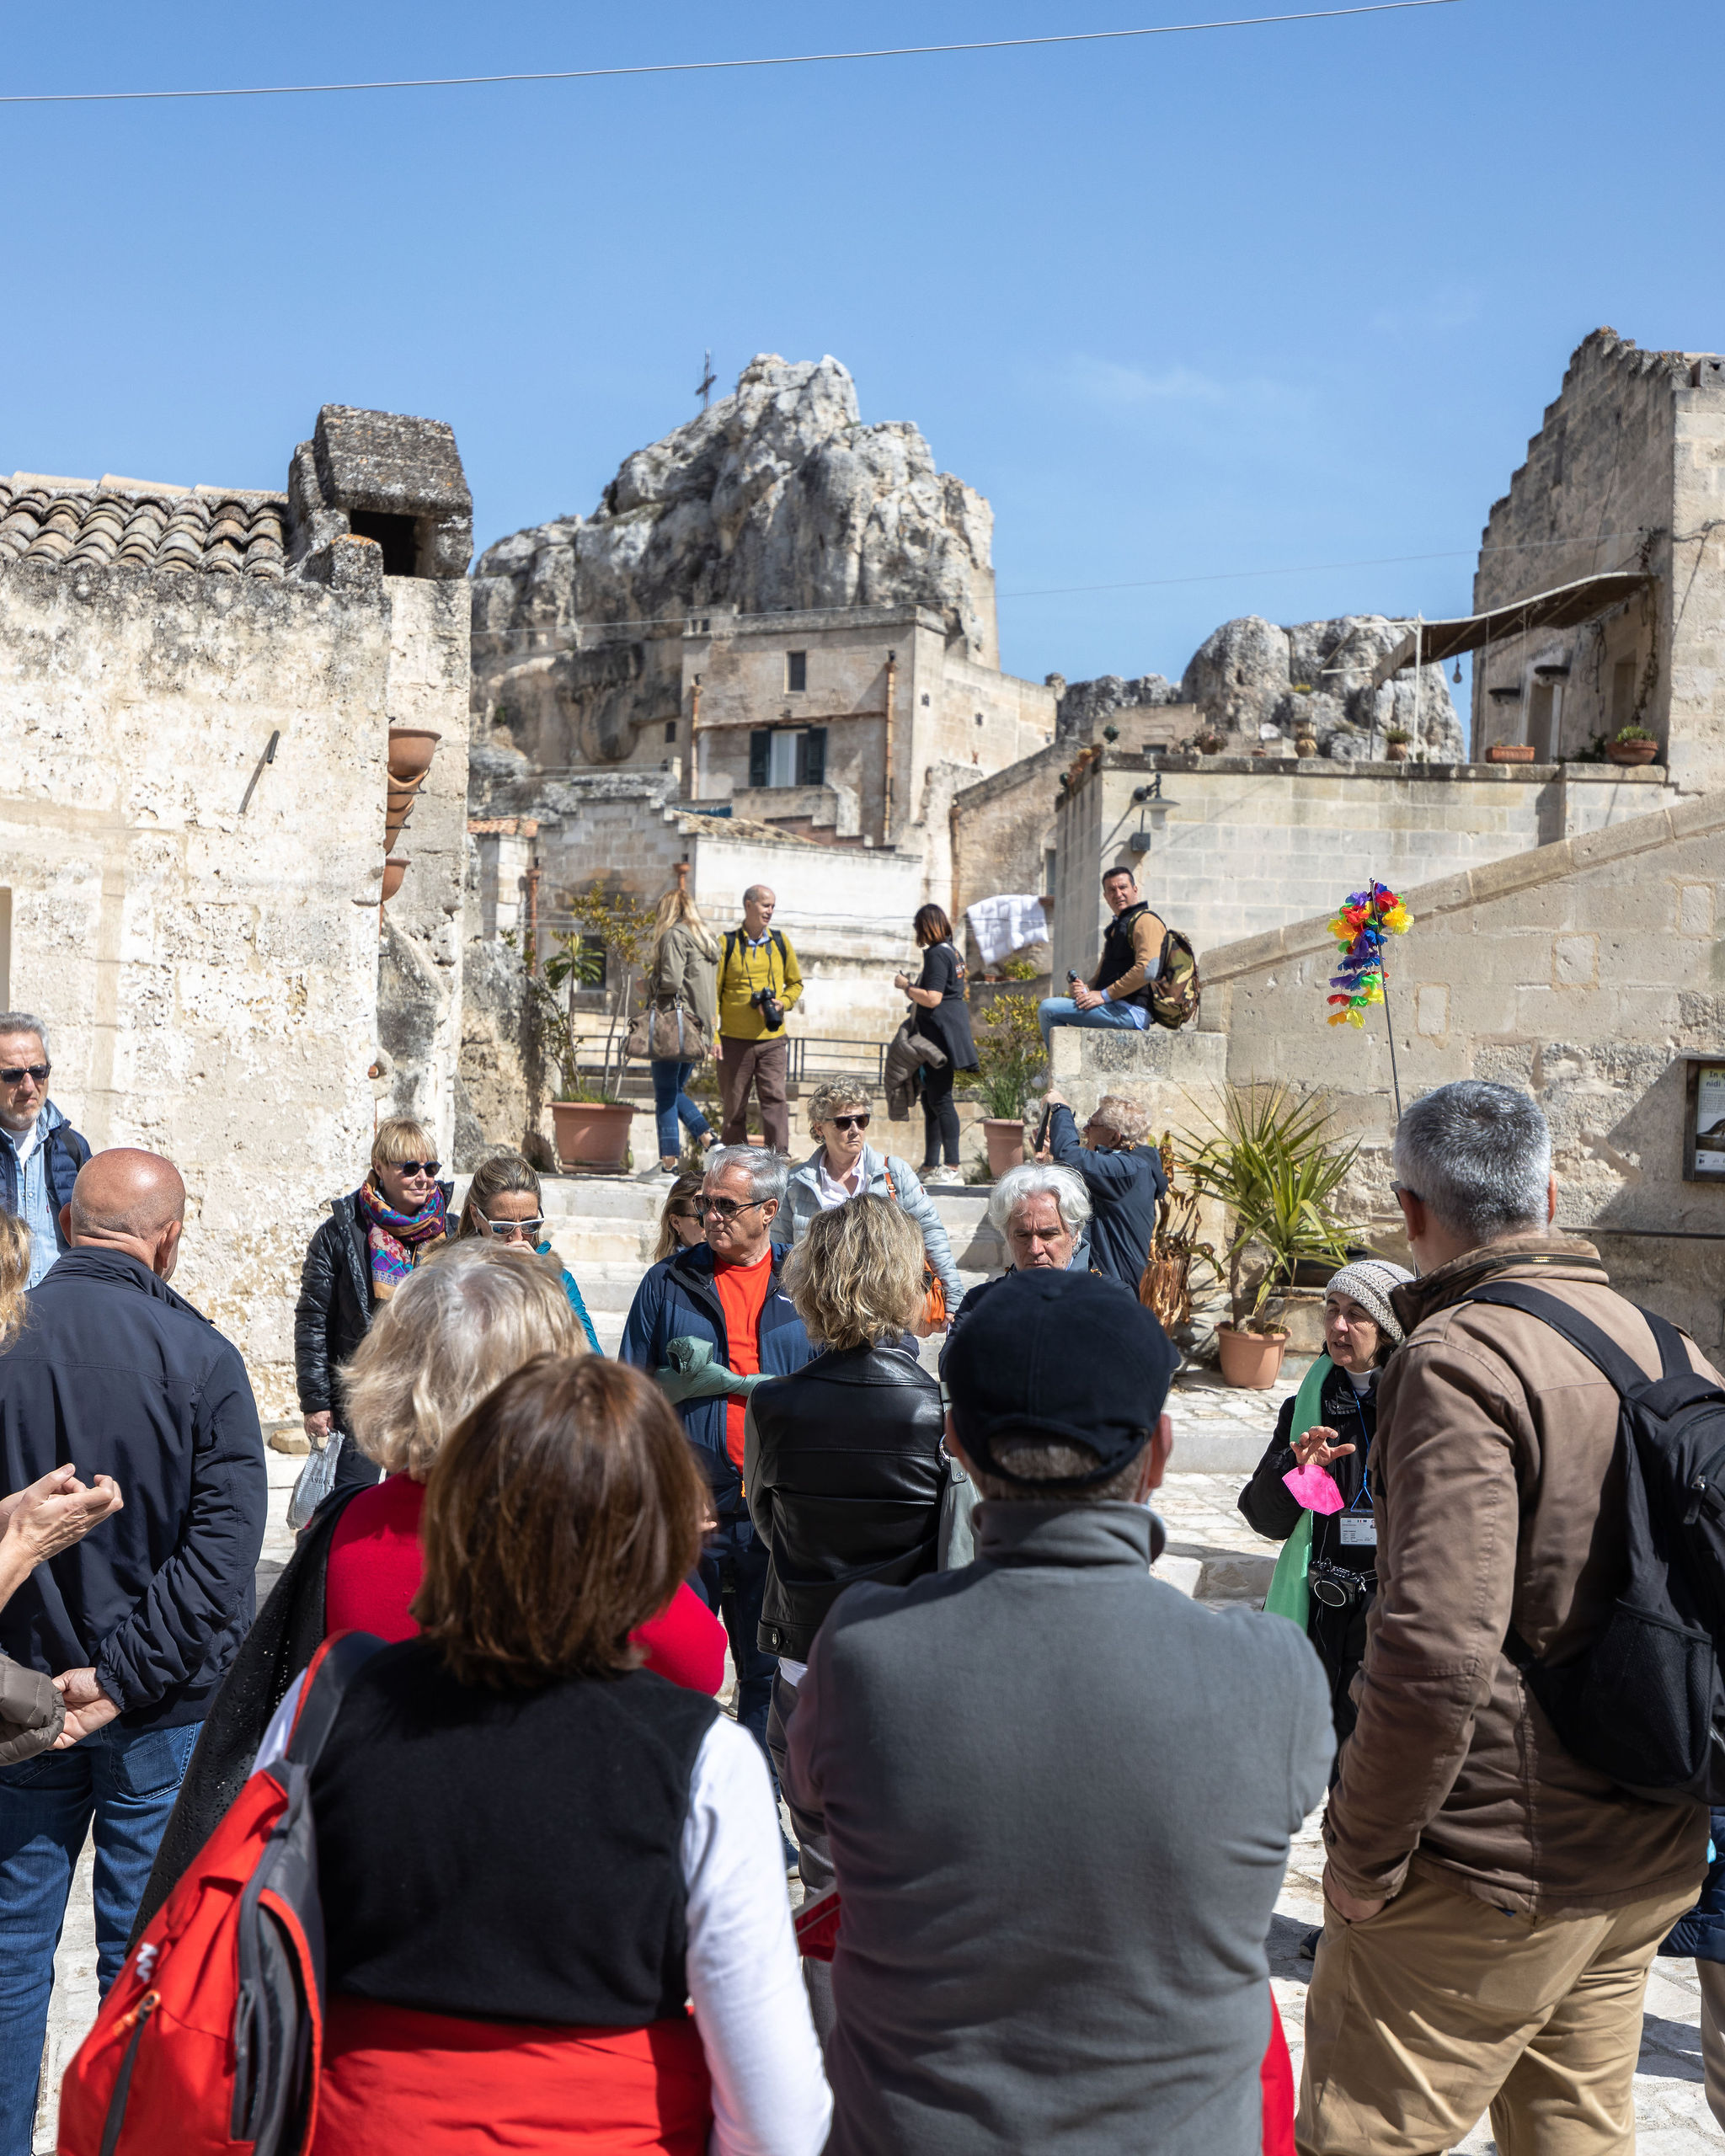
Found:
[749,731,771,787]
[798,728,826,786]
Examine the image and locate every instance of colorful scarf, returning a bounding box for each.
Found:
[356,1177,447,1299]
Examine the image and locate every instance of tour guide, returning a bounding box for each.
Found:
[715,884,803,1153]
[1037,865,1167,1046]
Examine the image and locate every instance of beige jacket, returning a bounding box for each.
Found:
[1324,1232,1712,1917]
[648,923,720,1040]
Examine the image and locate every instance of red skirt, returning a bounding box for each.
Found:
[312,1997,713,2154]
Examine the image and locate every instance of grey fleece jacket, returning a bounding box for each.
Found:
[786,1501,1332,2156]
[775,1142,964,1310]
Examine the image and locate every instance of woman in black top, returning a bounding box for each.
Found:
[893,904,977,1179]
[1236,1260,1412,1749]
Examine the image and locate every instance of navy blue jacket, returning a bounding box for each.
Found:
[619,1241,811,1520]
[0,1104,89,1241]
[1663,1807,1725,1963]
[0,1250,267,1730]
[1047,1104,1167,1290]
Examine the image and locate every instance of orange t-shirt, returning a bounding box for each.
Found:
[713,1247,774,1469]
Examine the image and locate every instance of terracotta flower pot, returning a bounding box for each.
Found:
[1295,736,1318,760]
[387,727,442,783]
[551,1100,636,1171]
[387,776,422,808]
[982,1117,1027,1177]
[1216,1326,1289,1389]
[380,856,408,903]
[385,808,412,847]
[1607,739,1658,766]
[1385,740,1410,762]
[1487,743,1537,763]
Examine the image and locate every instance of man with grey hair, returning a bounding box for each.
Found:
[714,884,802,1152]
[0,1012,89,1289]
[943,1162,1115,1363]
[1300,1079,1718,2156]
[788,1269,1332,2153]
[622,1145,812,1780]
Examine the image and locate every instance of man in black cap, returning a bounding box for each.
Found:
[785,1270,1333,2156]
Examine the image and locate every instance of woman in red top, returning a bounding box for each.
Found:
[329,1241,724,1692]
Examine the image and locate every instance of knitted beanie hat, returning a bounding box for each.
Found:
[1324,1258,1415,1345]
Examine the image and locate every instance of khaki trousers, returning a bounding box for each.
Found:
[1296,1869,1698,2156]
[718,1036,788,1153]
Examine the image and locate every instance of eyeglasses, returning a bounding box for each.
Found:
[484,1216,545,1241]
[670,1204,703,1223]
[388,1160,441,1178]
[829,1113,870,1132]
[700,1196,768,1223]
[0,1065,48,1086]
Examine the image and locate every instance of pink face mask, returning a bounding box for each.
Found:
[1283,1461,1346,1514]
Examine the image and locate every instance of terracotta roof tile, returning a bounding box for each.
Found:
[0,475,291,581]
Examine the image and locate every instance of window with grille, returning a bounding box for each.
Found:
[786,650,808,693]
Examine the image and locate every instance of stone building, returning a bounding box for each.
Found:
[470,355,1054,894]
[0,406,472,1413]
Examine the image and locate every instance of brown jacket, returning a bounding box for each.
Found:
[1323,1232,1712,1918]
[0,1655,61,1765]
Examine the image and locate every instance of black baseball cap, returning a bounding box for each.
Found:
[943,1269,1179,1489]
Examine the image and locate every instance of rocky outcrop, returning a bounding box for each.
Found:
[1179,615,1465,760]
[1055,673,1182,738]
[472,355,997,767]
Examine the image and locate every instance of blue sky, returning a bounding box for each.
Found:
[2,2,1719,690]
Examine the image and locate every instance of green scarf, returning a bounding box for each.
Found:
[1262,1353,1334,1629]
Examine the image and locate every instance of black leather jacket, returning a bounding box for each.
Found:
[745,1341,946,1662]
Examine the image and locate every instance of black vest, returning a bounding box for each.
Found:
[311,1640,719,2026]
[1094,901,1157,1011]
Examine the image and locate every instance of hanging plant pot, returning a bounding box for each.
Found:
[385,810,412,848]
[982,1117,1027,1177]
[380,856,409,903]
[1487,743,1537,764]
[387,727,441,783]
[551,1100,636,1171]
[1216,1326,1289,1389]
[1606,739,1658,766]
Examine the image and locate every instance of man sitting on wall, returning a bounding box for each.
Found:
[716,884,803,1155]
[1037,867,1170,1047]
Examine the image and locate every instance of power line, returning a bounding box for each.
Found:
[0,3,1461,108]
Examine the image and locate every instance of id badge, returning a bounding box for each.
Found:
[1338,1513,1378,1549]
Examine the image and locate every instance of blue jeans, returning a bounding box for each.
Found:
[0,1717,200,2152]
[695,1518,777,1761]
[651,1059,711,1161]
[1036,996,1147,1048]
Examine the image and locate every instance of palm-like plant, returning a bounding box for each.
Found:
[1182,1083,1358,1332]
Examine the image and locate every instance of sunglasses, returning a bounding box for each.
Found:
[388,1160,441,1178]
[0,1065,49,1086]
[700,1196,767,1222]
[829,1113,870,1132]
[484,1215,545,1240]
[670,1204,703,1223]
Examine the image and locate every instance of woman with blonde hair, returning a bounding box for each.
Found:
[654,1167,708,1262]
[294,1114,451,1499]
[644,883,722,1173]
[135,1243,724,1940]
[457,1147,601,1353]
[745,1196,947,1917]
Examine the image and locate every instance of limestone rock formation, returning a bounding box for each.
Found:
[472,356,997,767]
[1179,616,1465,760]
[1055,673,1182,738]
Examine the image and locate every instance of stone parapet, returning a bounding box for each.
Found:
[1049,1023,1229,1134]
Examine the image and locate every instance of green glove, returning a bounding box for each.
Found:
[654,1336,771,1406]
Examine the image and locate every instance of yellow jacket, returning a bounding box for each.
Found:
[717,928,804,1042]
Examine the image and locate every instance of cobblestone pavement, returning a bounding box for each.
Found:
[35,1454,1722,2152]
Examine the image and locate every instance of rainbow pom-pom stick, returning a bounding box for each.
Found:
[1324,881,1411,1028]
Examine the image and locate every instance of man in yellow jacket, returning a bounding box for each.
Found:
[716,884,803,1152]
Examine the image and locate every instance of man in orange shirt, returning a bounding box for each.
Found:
[621,1148,811,1780]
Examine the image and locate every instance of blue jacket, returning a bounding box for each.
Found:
[0,1249,267,1730]
[620,1241,811,1518]
[0,1101,89,1268]
[538,1246,601,1354]
[1663,1807,1725,1963]
[1047,1104,1167,1290]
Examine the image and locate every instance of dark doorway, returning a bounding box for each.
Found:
[347,510,419,577]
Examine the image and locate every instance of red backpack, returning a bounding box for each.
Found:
[59,1631,382,2156]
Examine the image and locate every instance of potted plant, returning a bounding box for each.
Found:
[1183,1083,1358,1388]
[1198,732,1224,755]
[969,992,1046,1177]
[1383,727,1411,763]
[1137,1134,1216,1334]
[518,884,654,1171]
[1294,729,1319,760]
[1607,723,1658,766]
[1487,741,1537,763]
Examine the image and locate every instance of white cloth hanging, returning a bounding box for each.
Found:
[966,894,1049,967]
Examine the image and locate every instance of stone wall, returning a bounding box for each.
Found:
[1471,328,1725,786]
[1199,790,1725,1358]
[0,554,387,1413]
[1049,749,1685,983]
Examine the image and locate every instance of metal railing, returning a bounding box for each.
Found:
[563,1021,886,1089]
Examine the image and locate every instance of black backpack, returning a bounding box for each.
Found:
[1468,1281,1725,1804]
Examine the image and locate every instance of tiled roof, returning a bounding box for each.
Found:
[0,476,290,581]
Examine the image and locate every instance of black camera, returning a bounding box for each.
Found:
[750,986,786,1034]
[1309,1558,1375,1611]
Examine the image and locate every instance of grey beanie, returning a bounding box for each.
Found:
[1324,1259,1415,1345]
